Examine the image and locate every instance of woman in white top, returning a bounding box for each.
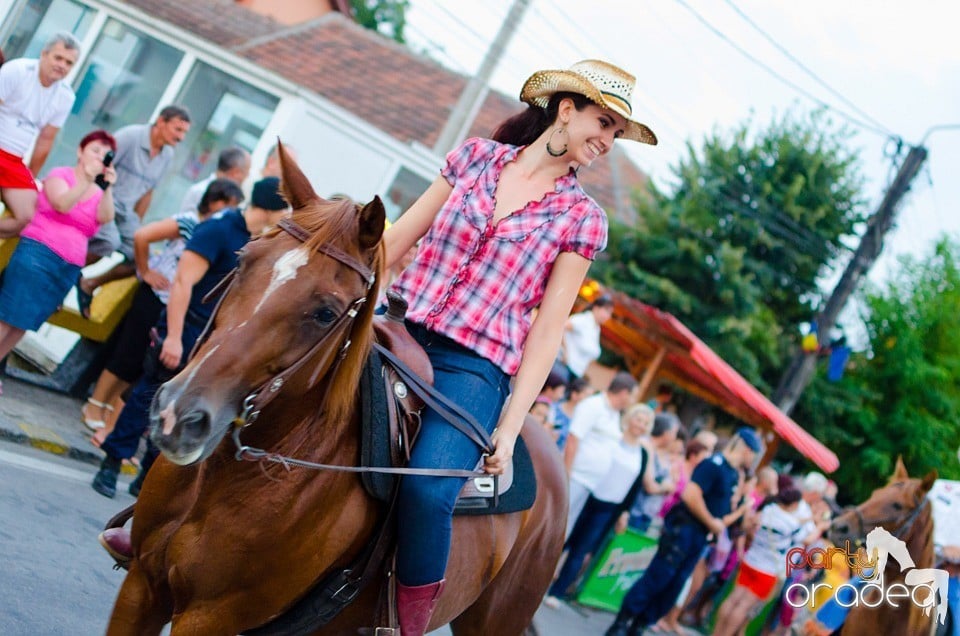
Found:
[546,403,654,607]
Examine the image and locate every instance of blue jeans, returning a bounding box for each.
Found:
[396,322,510,586]
[620,521,707,627]
[100,319,204,461]
[549,495,619,598]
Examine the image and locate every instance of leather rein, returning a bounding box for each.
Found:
[197,217,494,480]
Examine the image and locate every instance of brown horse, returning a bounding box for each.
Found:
[104,146,567,635]
[828,458,938,636]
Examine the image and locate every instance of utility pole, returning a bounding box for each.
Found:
[772,144,929,415]
[432,0,532,154]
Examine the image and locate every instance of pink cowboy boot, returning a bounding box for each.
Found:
[396,579,445,636]
[98,528,133,569]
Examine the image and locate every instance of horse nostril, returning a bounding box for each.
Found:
[180,409,211,440]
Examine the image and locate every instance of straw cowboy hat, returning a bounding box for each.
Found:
[520,59,658,145]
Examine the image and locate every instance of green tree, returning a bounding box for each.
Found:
[595,111,866,391]
[350,0,409,44]
[795,238,960,502]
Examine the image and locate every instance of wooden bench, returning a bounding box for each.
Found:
[0,237,138,343]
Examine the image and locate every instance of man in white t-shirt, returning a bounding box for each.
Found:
[0,32,79,237]
[563,371,638,535]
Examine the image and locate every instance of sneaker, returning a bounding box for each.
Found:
[91,456,121,498]
[543,595,562,609]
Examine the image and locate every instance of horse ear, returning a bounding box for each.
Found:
[358,195,385,250]
[920,469,938,494]
[277,140,318,210]
[892,455,909,481]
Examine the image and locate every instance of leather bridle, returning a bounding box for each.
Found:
[190,216,376,430]
[849,489,931,546]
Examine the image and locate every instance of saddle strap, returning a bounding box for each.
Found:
[104,503,136,532]
[372,343,493,455]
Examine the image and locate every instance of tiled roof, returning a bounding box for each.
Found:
[118,2,649,213]
[122,0,286,48]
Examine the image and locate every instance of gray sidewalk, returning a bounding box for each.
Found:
[0,372,114,469]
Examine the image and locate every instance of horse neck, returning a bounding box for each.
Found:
[900,502,935,570]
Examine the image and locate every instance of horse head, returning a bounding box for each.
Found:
[149,142,385,466]
[829,456,938,548]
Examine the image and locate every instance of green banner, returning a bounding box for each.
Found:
[575,529,660,612]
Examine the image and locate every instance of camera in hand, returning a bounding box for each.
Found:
[95,150,115,190]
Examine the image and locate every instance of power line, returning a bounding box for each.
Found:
[722,0,895,138]
[537,6,692,151]
[414,0,530,79]
[673,0,893,139]
[403,22,472,75]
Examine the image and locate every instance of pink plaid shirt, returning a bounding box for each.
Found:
[390,137,608,375]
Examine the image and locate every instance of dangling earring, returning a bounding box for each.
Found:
[546,126,568,157]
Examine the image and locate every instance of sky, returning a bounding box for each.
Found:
[403,0,960,298]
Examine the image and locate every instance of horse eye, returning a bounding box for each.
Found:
[312,307,338,325]
[891,502,904,510]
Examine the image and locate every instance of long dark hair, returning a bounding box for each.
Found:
[491,92,593,146]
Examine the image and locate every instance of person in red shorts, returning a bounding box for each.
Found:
[0,32,79,237]
[713,484,819,636]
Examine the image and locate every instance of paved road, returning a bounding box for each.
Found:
[0,442,136,635]
[0,439,618,635]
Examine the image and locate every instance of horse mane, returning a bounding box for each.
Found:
[284,196,384,425]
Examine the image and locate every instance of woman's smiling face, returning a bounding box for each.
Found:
[561,100,627,167]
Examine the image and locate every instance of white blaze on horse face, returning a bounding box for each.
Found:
[160,399,178,436]
[254,247,310,314]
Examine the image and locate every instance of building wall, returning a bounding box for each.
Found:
[266,97,397,202]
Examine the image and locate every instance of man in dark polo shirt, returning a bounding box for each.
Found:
[90,177,290,500]
[604,427,761,636]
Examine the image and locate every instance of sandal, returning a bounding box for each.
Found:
[82,397,113,431]
[76,282,94,319]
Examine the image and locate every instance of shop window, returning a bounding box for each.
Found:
[1,0,96,59]
[41,18,184,174]
[148,61,279,219]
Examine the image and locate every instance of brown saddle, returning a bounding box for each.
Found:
[362,293,519,509]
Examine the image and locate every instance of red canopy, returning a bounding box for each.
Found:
[597,289,839,474]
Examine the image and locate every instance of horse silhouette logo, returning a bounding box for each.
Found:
[864,526,949,624]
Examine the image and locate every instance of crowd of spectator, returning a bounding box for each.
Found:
[531,363,846,636]
[0,33,292,493]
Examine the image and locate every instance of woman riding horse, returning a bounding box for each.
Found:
[382,58,657,635]
[102,58,657,636]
